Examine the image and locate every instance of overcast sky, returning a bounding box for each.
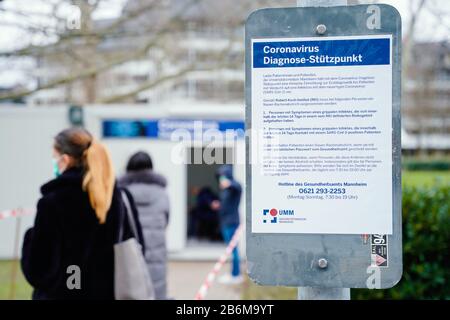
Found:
[0,0,448,87]
[0,0,448,52]
[97,0,450,42]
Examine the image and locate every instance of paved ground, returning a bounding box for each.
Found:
[167,261,243,300]
[0,260,246,300]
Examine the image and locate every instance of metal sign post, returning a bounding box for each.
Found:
[296,0,349,301]
[245,1,402,299]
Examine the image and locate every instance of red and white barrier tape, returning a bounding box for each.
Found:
[194,224,243,300]
[0,208,35,221]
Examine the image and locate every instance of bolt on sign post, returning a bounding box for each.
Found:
[245,0,402,298]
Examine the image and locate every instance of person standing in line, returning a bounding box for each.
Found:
[212,164,243,284]
[21,127,144,300]
[191,187,222,241]
[119,151,170,300]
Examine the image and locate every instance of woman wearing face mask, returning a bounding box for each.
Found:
[21,127,144,300]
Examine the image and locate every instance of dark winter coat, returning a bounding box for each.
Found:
[119,169,170,300]
[216,165,241,227]
[21,167,145,300]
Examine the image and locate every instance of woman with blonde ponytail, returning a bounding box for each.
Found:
[21,127,145,300]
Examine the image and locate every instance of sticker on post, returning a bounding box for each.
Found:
[371,234,388,267]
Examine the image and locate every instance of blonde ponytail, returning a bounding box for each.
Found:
[82,140,115,224]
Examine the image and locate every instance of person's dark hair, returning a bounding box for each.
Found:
[126,151,153,172]
[54,127,92,163]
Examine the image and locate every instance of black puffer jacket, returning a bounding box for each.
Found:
[21,167,145,300]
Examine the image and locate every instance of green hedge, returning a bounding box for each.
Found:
[353,184,450,300]
[403,160,450,171]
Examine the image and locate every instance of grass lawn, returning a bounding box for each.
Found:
[0,260,32,300]
[401,170,450,187]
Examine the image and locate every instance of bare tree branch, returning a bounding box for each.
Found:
[100,15,245,104]
[99,64,195,103]
[403,0,427,79]
[0,0,200,101]
[0,0,198,57]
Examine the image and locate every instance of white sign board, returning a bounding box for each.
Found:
[251,35,393,235]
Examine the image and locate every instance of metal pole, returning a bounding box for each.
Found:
[297,0,350,301]
[298,287,350,300]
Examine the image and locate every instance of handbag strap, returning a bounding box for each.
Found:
[118,190,139,242]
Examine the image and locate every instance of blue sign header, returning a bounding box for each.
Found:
[103,119,245,140]
[253,38,390,68]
